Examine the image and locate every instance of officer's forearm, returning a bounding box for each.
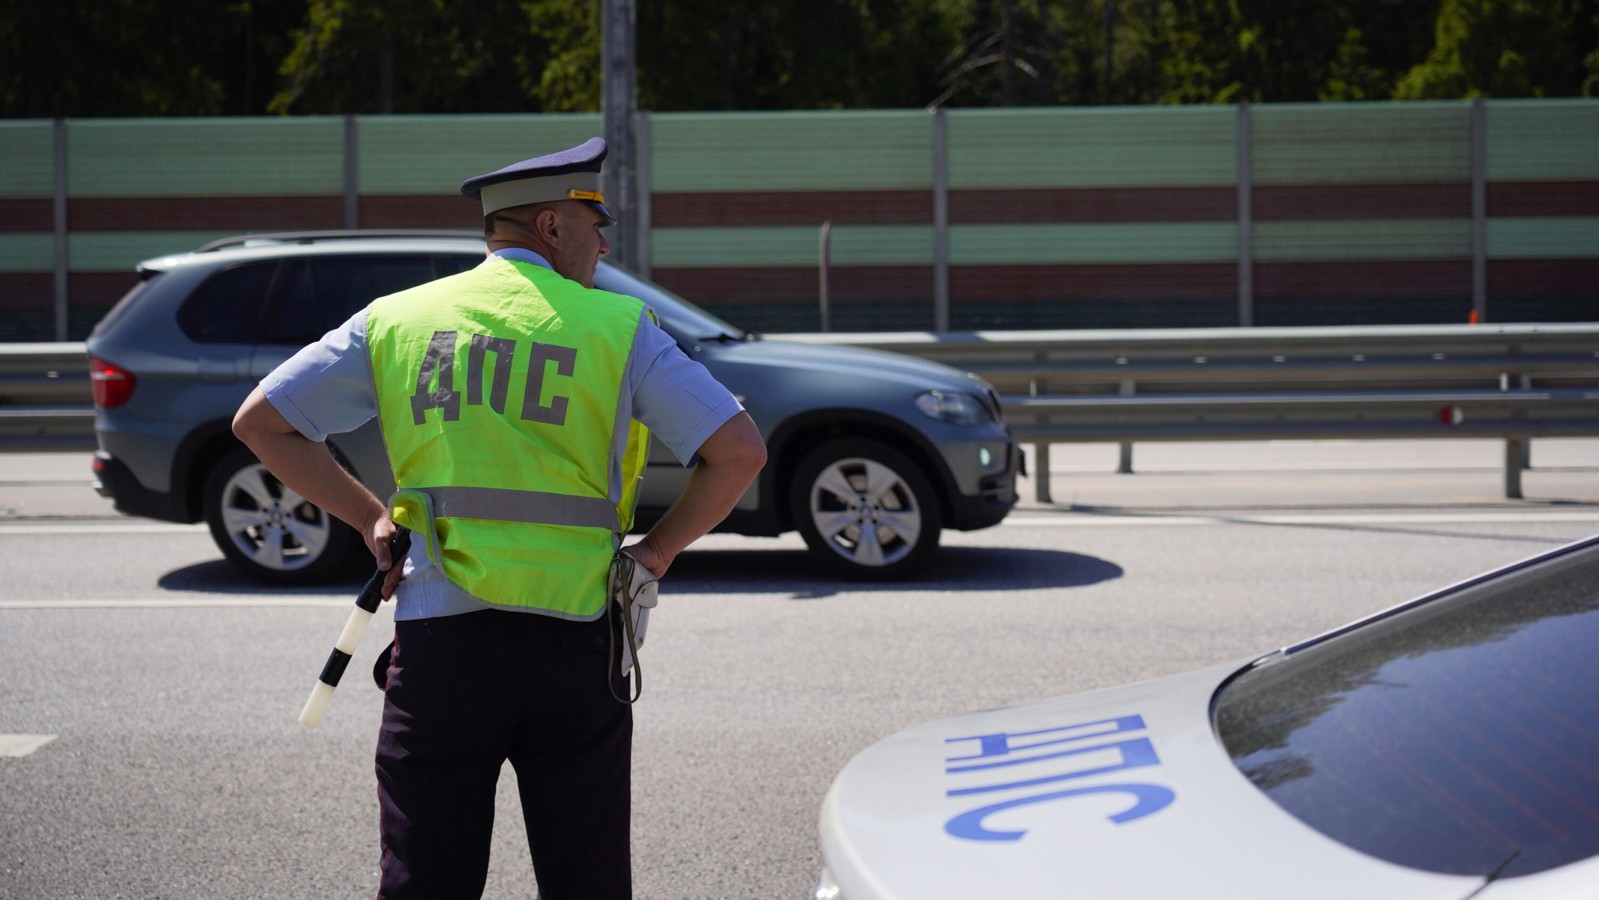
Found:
[233,387,390,540]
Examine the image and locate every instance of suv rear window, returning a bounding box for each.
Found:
[92,273,165,339]
[1214,541,1599,879]
[259,255,440,345]
[175,254,474,346]
[176,263,279,344]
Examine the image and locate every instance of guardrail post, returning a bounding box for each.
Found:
[1118,379,1135,473]
[1500,361,1531,498]
[1034,441,1053,504]
[1504,439,1525,499]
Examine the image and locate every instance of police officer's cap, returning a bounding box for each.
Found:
[461,137,616,226]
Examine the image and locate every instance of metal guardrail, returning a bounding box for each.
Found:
[6,324,1598,499]
[773,322,1599,501]
[0,342,95,452]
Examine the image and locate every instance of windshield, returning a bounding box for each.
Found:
[1214,538,1599,879]
[595,263,748,344]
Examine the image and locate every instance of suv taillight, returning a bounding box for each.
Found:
[90,356,136,408]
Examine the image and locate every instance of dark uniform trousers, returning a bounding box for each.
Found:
[376,608,632,900]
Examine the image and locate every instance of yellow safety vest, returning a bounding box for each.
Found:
[366,256,651,618]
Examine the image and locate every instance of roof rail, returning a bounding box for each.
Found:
[194,230,482,252]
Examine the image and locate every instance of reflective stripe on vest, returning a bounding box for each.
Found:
[366,256,650,618]
[416,485,620,531]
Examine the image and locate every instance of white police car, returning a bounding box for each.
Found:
[815,534,1599,898]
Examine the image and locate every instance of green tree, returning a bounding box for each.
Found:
[269,0,584,114]
[933,0,1132,107]
[1136,0,1440,104]
[6,0,1598,117]
[1320,28,1392,100]
[1395,0,1599,98]
[636,0,963,110]
[527,0,601,110]
[2,0,298,117]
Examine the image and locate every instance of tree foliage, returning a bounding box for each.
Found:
[2,0,1595,118]
[1394,0,1599,99]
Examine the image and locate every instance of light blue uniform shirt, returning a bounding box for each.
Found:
[260,248,744,619]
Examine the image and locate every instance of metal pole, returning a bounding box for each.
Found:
[1470,98,1487,324]
[602,0,639,271]
[819,221,832,332]
[52,118,69,342]
[634,110,652,279]
[932,106,950,332]
[1235,102,1253,327]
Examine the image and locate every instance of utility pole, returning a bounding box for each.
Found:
[602,0,639,270]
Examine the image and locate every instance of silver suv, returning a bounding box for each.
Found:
[87,232,1019,583]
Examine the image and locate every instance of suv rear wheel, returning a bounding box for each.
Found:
[202,446,362,585]
[789,438,942,581]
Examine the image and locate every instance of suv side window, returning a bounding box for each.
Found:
[175,262,280,344]
[258,255,440,345]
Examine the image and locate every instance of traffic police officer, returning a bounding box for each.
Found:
[233,137,766,899]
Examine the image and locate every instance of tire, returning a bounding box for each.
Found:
[202,446,362,585]
[788,438,942,580]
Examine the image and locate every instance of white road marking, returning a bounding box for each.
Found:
[0,734,58,757]
[0,521,206,535]
[5,510,1597,538]
[1003,511,1599,527]
[0,597,354,610]
[1,511,1593,611]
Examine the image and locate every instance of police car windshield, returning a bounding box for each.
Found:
[596,264,750,344]
[1214,536,1599,879]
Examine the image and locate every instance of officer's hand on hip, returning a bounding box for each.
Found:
[620,542,666,580]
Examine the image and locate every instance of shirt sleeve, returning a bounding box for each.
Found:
[626,315,744,466]
[258,310,378,443]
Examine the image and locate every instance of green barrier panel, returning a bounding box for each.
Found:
[949,223,1238,265]
[1486,99,1599,182]
[652,110,933,192]
[0,121,55,198]
[1487,217,1599,258]
[0,234,55,272]
[652,225,931,266]
[68,118,345,196]
[359,113,603,194]
[1254,102,1470,185]
[1254,219,1471,262]
[948,106,1237,189]
[64,232,240,271]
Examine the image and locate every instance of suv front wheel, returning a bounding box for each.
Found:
[789,438,942,581]
[202,446,363,585]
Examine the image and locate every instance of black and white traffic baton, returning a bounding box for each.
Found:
[298,527,411,729]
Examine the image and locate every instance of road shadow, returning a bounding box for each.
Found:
[157,547,1122,600]
[157,559,366,595]
[664,546,1122,598]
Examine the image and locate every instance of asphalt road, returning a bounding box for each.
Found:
[2,440,1597,899]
